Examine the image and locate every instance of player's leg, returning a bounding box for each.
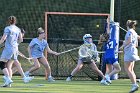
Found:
[90,61,108,85]
[12,64,19,75]
[131,62,136,81]
[105,62,121,84]
[14,60,34,83]
[110,63,121,76]
[90,61,105,78]
[0,49,15,87]
[14,60,25,77]
[25,58,40,76]
[66,59,83,81]
[105,64,112,75]
[6,60,14,78]
[0,61,13,87]
[38,57,54,82]
[124,62,139,93]
[124,62,136,84]
[130,62,139,93]
[5,60,14,87]
[105,64,112,83]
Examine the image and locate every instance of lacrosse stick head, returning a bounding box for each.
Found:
[79,45,98,58]
[78,45,90,58]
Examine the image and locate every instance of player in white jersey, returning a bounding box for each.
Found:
[0,16,33,87]
[119,20,140,93]
[66,34,108,85]
[0,16,21,87]
[25,27,60,82]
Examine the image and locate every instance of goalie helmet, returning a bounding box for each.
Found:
[83,34,92,44]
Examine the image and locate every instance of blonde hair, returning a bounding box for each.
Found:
[37,27,45,34]
[126,20,137,29]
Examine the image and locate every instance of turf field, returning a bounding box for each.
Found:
[0,76,139,93]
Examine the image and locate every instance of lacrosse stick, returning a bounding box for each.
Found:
[110,21,127,32]
[18,51,34,65]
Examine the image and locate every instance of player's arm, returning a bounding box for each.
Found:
[137,35,140,40]
[0,34,7,44]
[27,46,32,58]
[123,37,131,47]
[46,46,60,56]
[98,34,104,45]
[28,39,35,58]
[0,27,9,44]
[119,37,131,50]
[18,32,23,43]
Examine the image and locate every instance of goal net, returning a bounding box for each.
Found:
[45,12,110,80]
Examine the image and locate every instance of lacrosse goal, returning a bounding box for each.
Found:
[45,12,110,80]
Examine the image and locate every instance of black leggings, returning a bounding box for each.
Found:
[0,61,6,70]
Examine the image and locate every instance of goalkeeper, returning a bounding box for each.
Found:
[66,34,109,85]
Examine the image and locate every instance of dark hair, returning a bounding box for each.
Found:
[8,16,16,24]
[21,28,25,34]
[126,20,137,29]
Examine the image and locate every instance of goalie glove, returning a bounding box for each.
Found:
[90,51,99,61]
[94,56,100,63]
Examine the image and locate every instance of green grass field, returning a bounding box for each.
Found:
[0,76,139,93]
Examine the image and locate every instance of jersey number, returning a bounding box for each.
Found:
[107,41,113,49]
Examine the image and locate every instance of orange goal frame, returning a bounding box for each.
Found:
[44,12,110,79]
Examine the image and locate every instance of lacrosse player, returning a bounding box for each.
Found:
[119,20,140,93]
[0,16,33,87]
[24,27,60,82]
[98,22,121,85]
[104,38,121,84]
[66,34,109,85]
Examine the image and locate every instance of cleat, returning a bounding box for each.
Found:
[105,75,112,84]
[129,84,139,93]
[23,76,34,83]
[5,76,13,85]
[48,77,55,82]
[1,84,8,87]
[1,76,13,87]
[1,84,11,87]
[66,77,72,82]
[100,79,109,85]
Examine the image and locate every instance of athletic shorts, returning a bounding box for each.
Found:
[79,57,92,64]
[0,47,18,61]
[124,46,140,62]
[31,54,45,59]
